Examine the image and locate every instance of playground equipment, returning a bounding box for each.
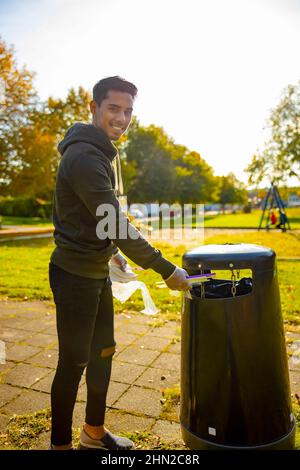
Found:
[258,182,290,231]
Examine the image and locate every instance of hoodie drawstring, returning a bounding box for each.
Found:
[113,153,124,198]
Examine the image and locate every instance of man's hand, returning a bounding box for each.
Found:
[164,267,190,291]
[111,252,128,272]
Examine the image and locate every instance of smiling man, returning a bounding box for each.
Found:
[48,76,189,451]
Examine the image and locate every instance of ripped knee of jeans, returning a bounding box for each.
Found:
[76,361,88,368]
[100,345,116,358]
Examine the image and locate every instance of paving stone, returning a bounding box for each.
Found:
[0,317,32,330]
[0,313,11,322]
[289,370,300,395]
[113,385,162,417]
[0,303,20,314]
[165,340,181,354]
[106,381,129,407]
[15,317,54,333]
[151,352,180,372]
[0,301,48,314]
[0,361,17,376]
[41,325,57,336]
[147,323,178,338]
[132,335,172,351]
[0,327,32,342]
[23,301,53,311]
[31,370,55,393]
[115,312,151,326]
[25,349,58,369]
[24,333,57,348]
[4,389,50,415]
[47,340,58,350]
[14,310,50,320]
[118,312,152,325]
[4,363,50,388]
[76,383,87,402]
[75,376,87,402]
[135,367,179,391]
[286,332,300,340]
[29,430,50,450]
[0,384,22,407]
[0,414,10,431]
[6,344,41,362]
[115,346,160,367]
[73,402,86,429]
[115,331,139,346]
[152,419,185,446]
[111,361,145,384]
[114,343,129,355]
[118,322,152,335]
[105,409,155,433]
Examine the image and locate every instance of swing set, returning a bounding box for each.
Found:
[258,182,290,231]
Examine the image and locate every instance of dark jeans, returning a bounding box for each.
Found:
[49,262,116,445]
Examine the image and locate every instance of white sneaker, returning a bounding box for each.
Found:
[78,428,134,450]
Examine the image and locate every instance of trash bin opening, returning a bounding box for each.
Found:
[190,269,253,299]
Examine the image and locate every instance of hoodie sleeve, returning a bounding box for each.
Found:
[69,148,176,279]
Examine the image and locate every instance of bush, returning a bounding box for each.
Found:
[0,196,52,219]
[243,203,252,214]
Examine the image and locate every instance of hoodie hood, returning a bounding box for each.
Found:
[58,123,118,161]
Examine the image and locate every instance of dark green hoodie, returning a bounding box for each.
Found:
[50,123,176,279]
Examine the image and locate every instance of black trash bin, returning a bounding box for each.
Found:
[180,243,295,450]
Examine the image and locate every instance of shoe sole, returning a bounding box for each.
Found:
[77,443,108,451]
[78,442,134,451]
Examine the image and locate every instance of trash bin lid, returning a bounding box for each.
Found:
[183,243,275,271]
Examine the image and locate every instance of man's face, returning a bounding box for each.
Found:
[90,90,133,141]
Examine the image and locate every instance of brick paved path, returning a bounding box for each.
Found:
[0,300,299,450]
[0,300,184,449]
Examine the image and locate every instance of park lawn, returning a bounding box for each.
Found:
[144,208,300,230]
[1,216,52,227]
[1,208,300,229]
[203,207,300,229]
[203,230,300,258]
[0,232,299,328]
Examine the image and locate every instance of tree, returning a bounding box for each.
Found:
[246,81,300,185]
[0,37,37,193]
[123,120,177,203]
[2,86,91,198]
[119,118,217,205]
[217,173,248,212]
[172,146,217,204]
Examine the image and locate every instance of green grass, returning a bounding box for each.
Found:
[1,207,300,229]
[0,215,52,226]
[0,408,51,450]
[0,232,299,327]
[203,208,300,229]
[160,385,181,422]
[203,231,300,258]
[149,208,300,230]
[0,408,183,450]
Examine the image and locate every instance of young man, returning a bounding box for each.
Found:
[49,76,189,451]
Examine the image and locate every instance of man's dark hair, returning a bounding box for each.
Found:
[93,76,138,106]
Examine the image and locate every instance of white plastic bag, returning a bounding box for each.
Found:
[109,260,138,283]
[109,260,160,315]
[111,280,160,315]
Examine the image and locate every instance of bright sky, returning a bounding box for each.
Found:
[1,0,300,186]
